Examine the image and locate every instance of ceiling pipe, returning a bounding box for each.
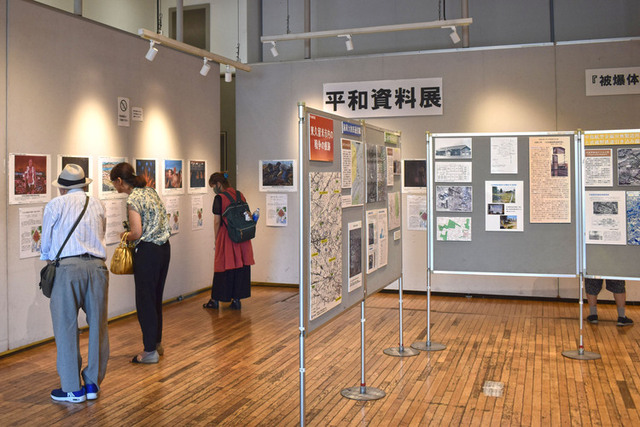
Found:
[461,0,469,47]
[304,0,310,59]
[176,0,184,42]
[74,0,82,16]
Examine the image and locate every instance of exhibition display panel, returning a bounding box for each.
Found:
[429,132,579,277]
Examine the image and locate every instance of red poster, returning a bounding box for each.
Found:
[309,114,334,162]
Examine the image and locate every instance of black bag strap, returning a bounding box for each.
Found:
[219,191,236,206]
[53,195,89,262]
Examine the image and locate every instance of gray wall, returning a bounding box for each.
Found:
[1,0,220,351]
[0,1,8,352]
[236,38,640,298]
[261,0,640,61]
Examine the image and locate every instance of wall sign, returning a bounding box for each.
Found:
[323,78,443,118]
[309,114,334,162]
[585,67,640,96]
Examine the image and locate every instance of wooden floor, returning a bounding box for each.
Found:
[2,287,640,426]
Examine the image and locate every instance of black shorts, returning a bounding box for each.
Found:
[585,278,626,295]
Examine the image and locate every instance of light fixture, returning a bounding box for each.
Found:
[339,34,354,51]
[145,40,158,61]
[137,29,252,73]
[261,17,472,44]
[269,41,279,57]
[225,65,232,83]
[445,26,460,44]
[200,57,211,76]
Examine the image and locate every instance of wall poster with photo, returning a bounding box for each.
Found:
[99,156,128,199]
[188,160,207,194]
[163,159,185,195]
[259,159,296,192]
[9,153,51,205]
[58,155,92,192]
[135,158,158,189]
[402,159,427,193]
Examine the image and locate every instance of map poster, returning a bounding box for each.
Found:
[19,207,43,259]
[351,141,365,206]
[627,191,640,245]
[309,172,342,320]
[585,191,626,245]
[437,217,472,241]
[584,149,613,187]
[348,221,363,292]
[529,136,571,223]
[388,191,401,230]
[485,181,524,232]
[407,194,427,231]
[309,114,334,162]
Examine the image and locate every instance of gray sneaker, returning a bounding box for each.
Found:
[586,314,598,324]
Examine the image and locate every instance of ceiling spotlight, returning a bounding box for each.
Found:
[339,34,354,51]
[145,40,158,61]
[446,26,461,44]
[269,41,279,57]
[200,57,211,76]
[225,65,232,83]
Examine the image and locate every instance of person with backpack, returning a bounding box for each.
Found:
[203,172,255,310]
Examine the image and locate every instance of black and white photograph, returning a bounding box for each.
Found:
[617,147,640,186]
[435,185,473,212]
[435,137,472,159]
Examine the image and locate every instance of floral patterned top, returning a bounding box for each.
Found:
[127,187,171,246]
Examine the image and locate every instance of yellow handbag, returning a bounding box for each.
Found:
[110,232,134,275]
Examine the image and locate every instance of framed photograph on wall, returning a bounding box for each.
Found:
[163,159,185,194]
[58,155,92,193]
[9,153,51,204]
[259,159,297,192]
[188,159,207,194]
[135,158,158,190]
[98,156,128,199]
[402,159,427,193]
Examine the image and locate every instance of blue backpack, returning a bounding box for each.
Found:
[220,191,256,243]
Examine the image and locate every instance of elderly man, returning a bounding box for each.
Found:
[40,164,109,403]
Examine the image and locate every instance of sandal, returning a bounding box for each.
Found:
[203,299,219,309]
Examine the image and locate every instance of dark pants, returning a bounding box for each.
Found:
[133,241,171,352]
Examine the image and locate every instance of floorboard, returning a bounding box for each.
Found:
[1,287,640,426]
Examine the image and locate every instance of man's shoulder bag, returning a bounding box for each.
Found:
[39,196,89,298]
